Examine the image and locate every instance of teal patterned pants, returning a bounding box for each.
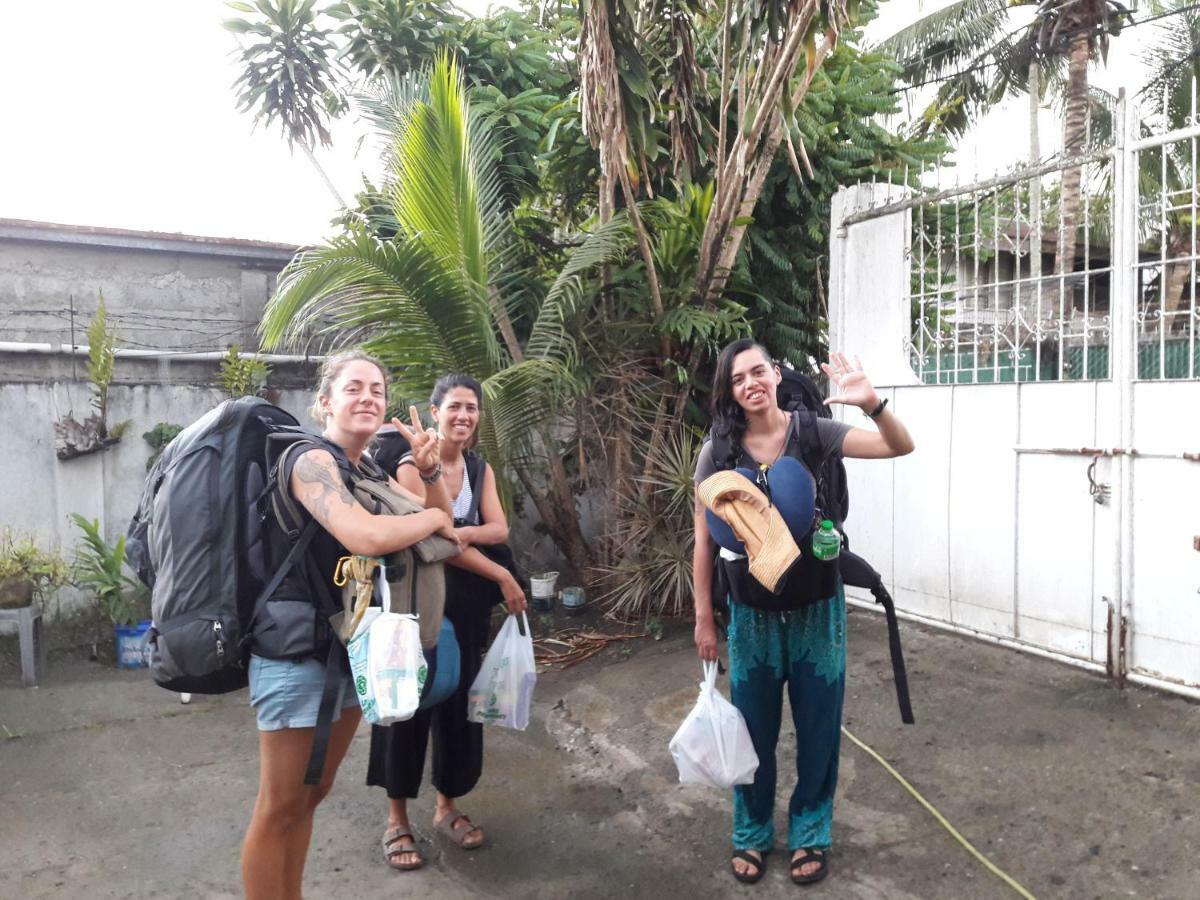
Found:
[727,586,846,852]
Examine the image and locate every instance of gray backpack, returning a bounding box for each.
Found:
[127,397,310,694]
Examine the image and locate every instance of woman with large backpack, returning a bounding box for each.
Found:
[692,339,914,887]
[241,351,461,900]
[367,373,527,871]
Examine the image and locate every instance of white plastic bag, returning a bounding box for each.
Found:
[347,609,426,726]
[669,660,759,789]
[467,612,536,730]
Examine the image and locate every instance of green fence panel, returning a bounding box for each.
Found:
[916,341,1199,383]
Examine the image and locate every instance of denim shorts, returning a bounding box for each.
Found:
[248,654,359,732]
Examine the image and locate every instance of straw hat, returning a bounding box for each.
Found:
[697,471,800,594]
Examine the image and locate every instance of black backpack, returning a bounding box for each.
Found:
[707,367,914,724]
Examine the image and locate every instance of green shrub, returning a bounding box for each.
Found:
[69,514,144,627]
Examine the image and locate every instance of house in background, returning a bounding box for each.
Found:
[925,217,1198,382]
[0,217,299,355]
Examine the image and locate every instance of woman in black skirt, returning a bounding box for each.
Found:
[367,373,526,871]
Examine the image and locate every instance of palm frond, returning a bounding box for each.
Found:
[1138,2,1200,129]
[876,0,1010,80]
[525,213,636,362]
[384,56,509,295]
[260,226,499,395]
[481,358,575,459]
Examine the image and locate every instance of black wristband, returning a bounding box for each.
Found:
[866,397,888,419]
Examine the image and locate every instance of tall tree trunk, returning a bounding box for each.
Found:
[1057,33,1091,277]
[301,142,348,209]
[1162,230,1194,333]
[650,21,836,459]
[488,285,523,363]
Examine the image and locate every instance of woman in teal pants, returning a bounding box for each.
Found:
[692,339,914,886]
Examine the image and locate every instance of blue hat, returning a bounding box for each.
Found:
[704,456,816,554]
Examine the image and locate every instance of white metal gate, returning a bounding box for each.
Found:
[830,87,1200,696]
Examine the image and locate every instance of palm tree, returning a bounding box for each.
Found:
[578,0,861,454]
[880,0,1132,275]
[225,0,348,207]
[258,55,634,577]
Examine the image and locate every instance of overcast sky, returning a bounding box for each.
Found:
[0,0,1156,246]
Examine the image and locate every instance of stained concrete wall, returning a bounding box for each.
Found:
[0,355,316,620]
[0,225,295,352]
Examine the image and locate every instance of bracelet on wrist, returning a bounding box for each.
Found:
[865,397,888,419]
[419,462,443,484]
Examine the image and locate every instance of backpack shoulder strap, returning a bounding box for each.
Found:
[708,427,739,471]
[268,434,353,541]
[463,452,486,526]
[788,410,824,476]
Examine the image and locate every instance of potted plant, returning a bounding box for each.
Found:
[0,529,69,611]
[69,514,149,665]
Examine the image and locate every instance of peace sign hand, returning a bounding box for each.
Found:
[391,405,441,475]
[820,352,880,413]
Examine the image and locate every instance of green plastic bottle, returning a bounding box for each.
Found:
[811,519,842,561]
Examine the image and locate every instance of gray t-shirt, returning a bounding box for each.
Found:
[693,413,852,484]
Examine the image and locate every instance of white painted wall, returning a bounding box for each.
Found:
[831,185,1200,694]
[829,184,920,388]
[0,379,311,619]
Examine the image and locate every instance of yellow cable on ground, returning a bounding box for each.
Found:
[841,726,1037,900]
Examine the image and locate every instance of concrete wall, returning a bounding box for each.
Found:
[829,183,920,388]
[0,356,316,621]
[0,223,295,351]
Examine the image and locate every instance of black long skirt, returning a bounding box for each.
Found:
[365,567,500,800]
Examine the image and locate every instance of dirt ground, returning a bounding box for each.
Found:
[1,606,1197,899]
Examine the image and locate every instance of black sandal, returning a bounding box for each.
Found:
[731,849,767,884]
[790,848,828,885]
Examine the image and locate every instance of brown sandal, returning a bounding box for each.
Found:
[382,826,425,871]
[434,812,485,849]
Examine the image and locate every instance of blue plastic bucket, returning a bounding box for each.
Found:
[115,619,152,669]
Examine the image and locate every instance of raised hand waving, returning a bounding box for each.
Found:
[820,352,881,413]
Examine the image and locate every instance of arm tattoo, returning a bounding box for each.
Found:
[293,451,356,529]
